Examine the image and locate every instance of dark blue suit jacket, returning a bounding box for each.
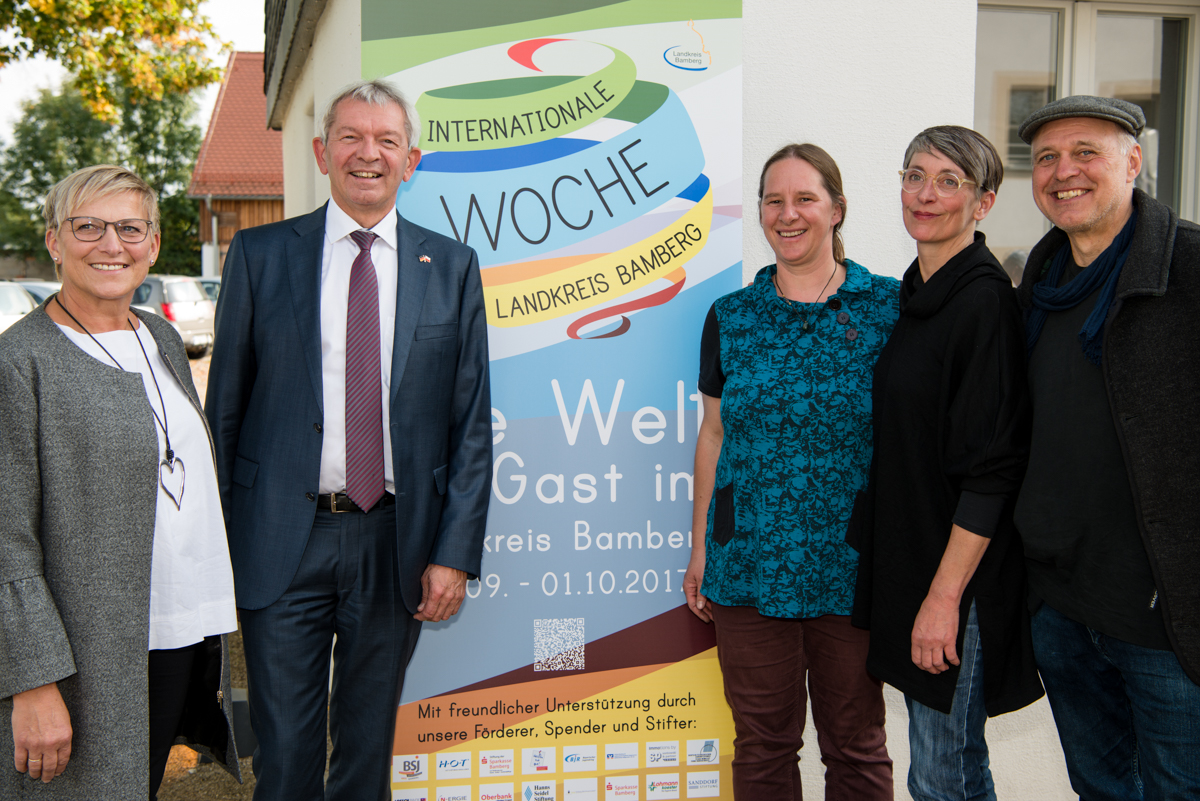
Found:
[205,203,492,613]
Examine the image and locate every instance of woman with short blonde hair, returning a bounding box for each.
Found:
[0,164,241,798]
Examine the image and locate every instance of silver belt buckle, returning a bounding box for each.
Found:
[329,493,349,513]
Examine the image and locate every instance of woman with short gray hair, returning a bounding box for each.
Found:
[0,165,240,798]
[851,126,1044,801]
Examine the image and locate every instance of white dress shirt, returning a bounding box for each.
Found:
[317,201,399,495]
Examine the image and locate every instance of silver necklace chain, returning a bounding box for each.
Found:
[773,262,838,330]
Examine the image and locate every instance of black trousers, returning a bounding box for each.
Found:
[148,639,206,799]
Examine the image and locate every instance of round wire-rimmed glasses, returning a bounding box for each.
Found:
[898,169,978,197]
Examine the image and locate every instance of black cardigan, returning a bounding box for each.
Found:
[851,234,1044,715]
[1015,190,1200,684]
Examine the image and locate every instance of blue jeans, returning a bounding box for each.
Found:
[904,602,994,801]
[1032,603,1200,801]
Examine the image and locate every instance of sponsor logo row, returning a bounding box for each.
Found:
[392,771,720,801]
[395,740,718,782]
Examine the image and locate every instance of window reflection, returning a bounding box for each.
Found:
[1095,14,1187,211]
[975,7,1060,280]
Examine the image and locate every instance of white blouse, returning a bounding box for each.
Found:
[58,323,237,651]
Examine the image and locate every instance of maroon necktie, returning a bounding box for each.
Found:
[345,229,385,511]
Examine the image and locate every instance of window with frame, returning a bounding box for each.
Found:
[975,2,1195,282]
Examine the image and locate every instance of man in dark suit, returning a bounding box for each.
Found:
[206,80,492,801]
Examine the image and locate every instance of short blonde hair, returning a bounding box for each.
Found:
[43,165,159,234]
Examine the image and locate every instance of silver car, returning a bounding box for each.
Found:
[198,277,221,305]
[0,281,37,334]
[131,275,215,357]
[16,280,62,305]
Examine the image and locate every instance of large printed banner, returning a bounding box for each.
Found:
[362,2,743,798]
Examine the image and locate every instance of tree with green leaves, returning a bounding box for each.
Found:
[0,80,204,274]
[0,0,224,119]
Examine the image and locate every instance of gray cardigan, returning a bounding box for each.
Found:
[1017,189,1200,684]
[0,304,240,798]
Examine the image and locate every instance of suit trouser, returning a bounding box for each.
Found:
[240,502,422,801]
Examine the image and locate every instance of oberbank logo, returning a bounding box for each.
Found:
[663,19,712,71]
[479,782,514,801]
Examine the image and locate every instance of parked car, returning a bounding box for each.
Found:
[198,276,221,305]
[0,280,38,334]
[17,280,62,305]
[131,275,215,357]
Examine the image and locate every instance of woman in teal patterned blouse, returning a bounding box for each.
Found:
[683,144,900,800]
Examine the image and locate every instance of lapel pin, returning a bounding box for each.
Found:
[419,255,431,263]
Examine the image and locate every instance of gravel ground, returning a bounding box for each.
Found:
[158,629,255,800]
[189,352,211,400]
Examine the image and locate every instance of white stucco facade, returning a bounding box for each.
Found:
[280,0,361,217]
[741,0,977,283]
[269,2,1138,797]
[742,7,1074,796]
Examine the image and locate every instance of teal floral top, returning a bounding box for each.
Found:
[699,260,899,618]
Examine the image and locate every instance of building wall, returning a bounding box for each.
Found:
[281,0,361,217]
[0,256,54,280]
[199,198,286,273]
[748,7,1072,797]
[742,0,976,282]
[278,2,1078,796]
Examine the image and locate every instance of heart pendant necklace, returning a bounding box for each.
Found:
[56,295,185,510]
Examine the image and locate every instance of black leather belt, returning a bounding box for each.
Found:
[322,492,395,514]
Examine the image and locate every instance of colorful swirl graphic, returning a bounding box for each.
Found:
[402,38,711,338]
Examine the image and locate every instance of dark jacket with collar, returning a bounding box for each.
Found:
[1016,189,1200,683]
[206,203,493,613]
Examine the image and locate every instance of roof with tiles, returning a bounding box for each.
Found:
[188,51,283,198]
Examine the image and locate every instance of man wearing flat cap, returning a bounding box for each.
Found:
[1013,95,1200,799]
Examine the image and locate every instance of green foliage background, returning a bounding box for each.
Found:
[0,81,204,274]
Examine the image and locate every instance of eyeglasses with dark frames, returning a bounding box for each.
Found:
[898,169,978,197]
[64,216,154,244]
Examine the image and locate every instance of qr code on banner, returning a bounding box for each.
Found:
[534,618,584,671]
